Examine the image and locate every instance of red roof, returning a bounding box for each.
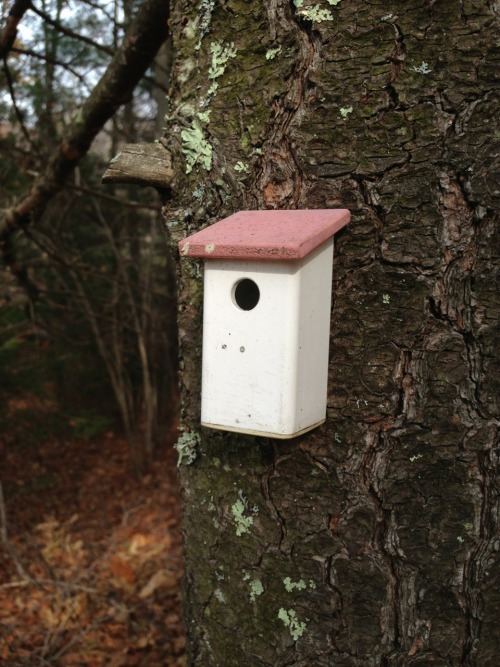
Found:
[179,209,350,261]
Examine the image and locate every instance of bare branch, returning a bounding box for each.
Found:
[29,3,114,57]
[67,184,161,211]
[11,45,91,88]
[78,0,116,25]
[0,0,31,59]
[0,0,169,294]
[0,481,34,583]
[1,57,40,153]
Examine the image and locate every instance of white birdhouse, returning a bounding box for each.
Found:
[179,209,350,438]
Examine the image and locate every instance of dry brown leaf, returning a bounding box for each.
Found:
[108,555,136,585]
[173,635,186,653]
[107,652,128,667]
[138,569,177,598]
[135,634,152,648]
[128,532,150,553]
[39,603,58,629]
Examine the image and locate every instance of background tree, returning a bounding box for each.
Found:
[164,0,499,664]
[0,0,176,466]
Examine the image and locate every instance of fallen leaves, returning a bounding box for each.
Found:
[0,436,186,666]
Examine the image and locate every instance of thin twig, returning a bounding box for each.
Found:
[1,56,40,155]
[29,4,114,57]
[41,596,81,659]
[11,46,91,89]
[0,480,8,542]
[67,183,161,211]
[0,481,34,583]
[79,0,117,25]
[0,579,29,589]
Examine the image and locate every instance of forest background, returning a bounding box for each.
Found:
[0,0,185,664]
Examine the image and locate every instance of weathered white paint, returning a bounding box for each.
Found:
[200,239,334,438]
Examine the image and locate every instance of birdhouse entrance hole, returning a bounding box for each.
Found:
[233,278,260,311]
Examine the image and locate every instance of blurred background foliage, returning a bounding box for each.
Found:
[0,0,176,470]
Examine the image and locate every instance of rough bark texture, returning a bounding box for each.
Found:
[163,0,499,664]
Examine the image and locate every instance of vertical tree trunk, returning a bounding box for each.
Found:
[163,0,499,664]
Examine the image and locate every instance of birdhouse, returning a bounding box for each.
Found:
[179,209,350,438]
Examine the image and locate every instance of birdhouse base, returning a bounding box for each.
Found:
[201,418,326,439]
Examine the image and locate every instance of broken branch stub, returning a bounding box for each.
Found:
[102,143,173,190]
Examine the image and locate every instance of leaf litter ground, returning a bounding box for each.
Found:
[0,426,186,666]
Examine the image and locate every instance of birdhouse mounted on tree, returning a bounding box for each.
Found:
[179,209,350,438]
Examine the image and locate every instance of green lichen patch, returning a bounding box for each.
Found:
[174,430,201,466]
[339,106,353,119]
[266,46,282,60]
[181,120,213,174]
[412,61,432,74]
[283,577,307,592]
[197,110,212,123]
[207,40,237,97]
[231,499,254,536]
[234,161,249,173]
[295,3,334,23]
[278,608,307,641]
[249,578,264,601]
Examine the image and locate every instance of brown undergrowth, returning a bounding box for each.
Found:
[0,427,186,666]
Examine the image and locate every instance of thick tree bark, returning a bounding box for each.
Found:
[164,0,499,664]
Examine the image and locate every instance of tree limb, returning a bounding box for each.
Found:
[0,0,32,59]
[78,0,116,25]
[0,0,169,296]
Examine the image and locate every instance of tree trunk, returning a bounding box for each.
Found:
[163,0,499,664]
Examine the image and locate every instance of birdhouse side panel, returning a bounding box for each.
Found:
[294,239,334,432]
